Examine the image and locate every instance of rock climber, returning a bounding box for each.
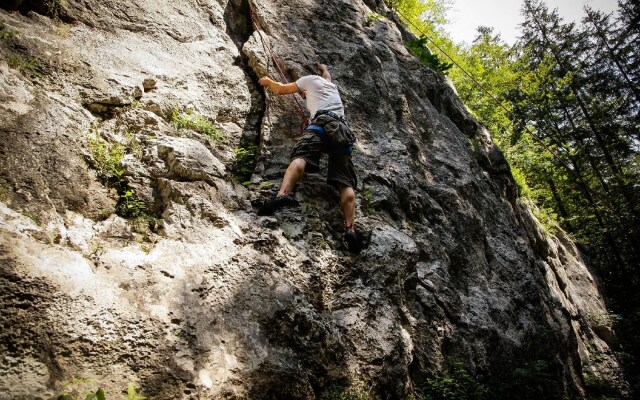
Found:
[257,62,362,252]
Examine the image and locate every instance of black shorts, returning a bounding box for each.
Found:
[290,132,358,190]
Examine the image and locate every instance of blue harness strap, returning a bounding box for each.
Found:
[305,124,352,155]
[306,124,325,136]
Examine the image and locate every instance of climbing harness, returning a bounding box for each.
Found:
[307,109,356,153]
[304,124,353,155]
[248,2,309,130]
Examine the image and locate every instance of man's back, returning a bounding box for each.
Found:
[296,75,344,118]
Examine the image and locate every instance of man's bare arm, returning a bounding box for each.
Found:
[316,62,331,82]
[258,77,300,95]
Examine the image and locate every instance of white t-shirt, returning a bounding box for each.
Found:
[295,75,344,118]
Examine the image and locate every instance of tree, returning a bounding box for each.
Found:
[391,0,640,395]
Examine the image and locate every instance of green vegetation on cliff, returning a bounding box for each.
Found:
[393,0,639,396]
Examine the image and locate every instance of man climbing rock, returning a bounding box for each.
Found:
[257,62,362,252]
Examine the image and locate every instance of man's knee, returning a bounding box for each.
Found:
[289,158,306,173]
[339,184,355,203]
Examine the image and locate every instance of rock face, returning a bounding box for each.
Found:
[0,0,625,399]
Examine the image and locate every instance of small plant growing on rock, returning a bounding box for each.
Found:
[117,190,147,218]
[0,20,20,40]
[364,13,384,26]
[57,377,105,400]
[1,20,46,80]
[231,145,258,184]
[361,187,374,215]
[88,132,125,184]
[171,107,224,143]
[421,360,488,400]
[7,54,45,79]
[406,36,453,74]
[58,388,105,400]
[21,210,42,225]
[126,383,146,400]
[87,126,157,230]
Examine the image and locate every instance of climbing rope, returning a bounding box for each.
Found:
[248,2,309,130]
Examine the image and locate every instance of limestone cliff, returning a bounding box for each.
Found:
[0,0,625,398]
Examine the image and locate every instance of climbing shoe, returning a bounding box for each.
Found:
[257,194,299,216]
[343,227,363,254]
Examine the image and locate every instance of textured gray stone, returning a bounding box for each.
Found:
[156,136,226,184]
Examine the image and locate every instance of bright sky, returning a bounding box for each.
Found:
[446,0,620,45]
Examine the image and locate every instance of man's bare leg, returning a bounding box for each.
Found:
[339,183,362,252]
[279,158,306,196]
[339,184,356,228]
[257,159,305,216]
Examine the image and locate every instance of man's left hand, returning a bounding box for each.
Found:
[259,77,273,87]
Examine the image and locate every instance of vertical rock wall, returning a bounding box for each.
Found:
[0,0,625,398]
